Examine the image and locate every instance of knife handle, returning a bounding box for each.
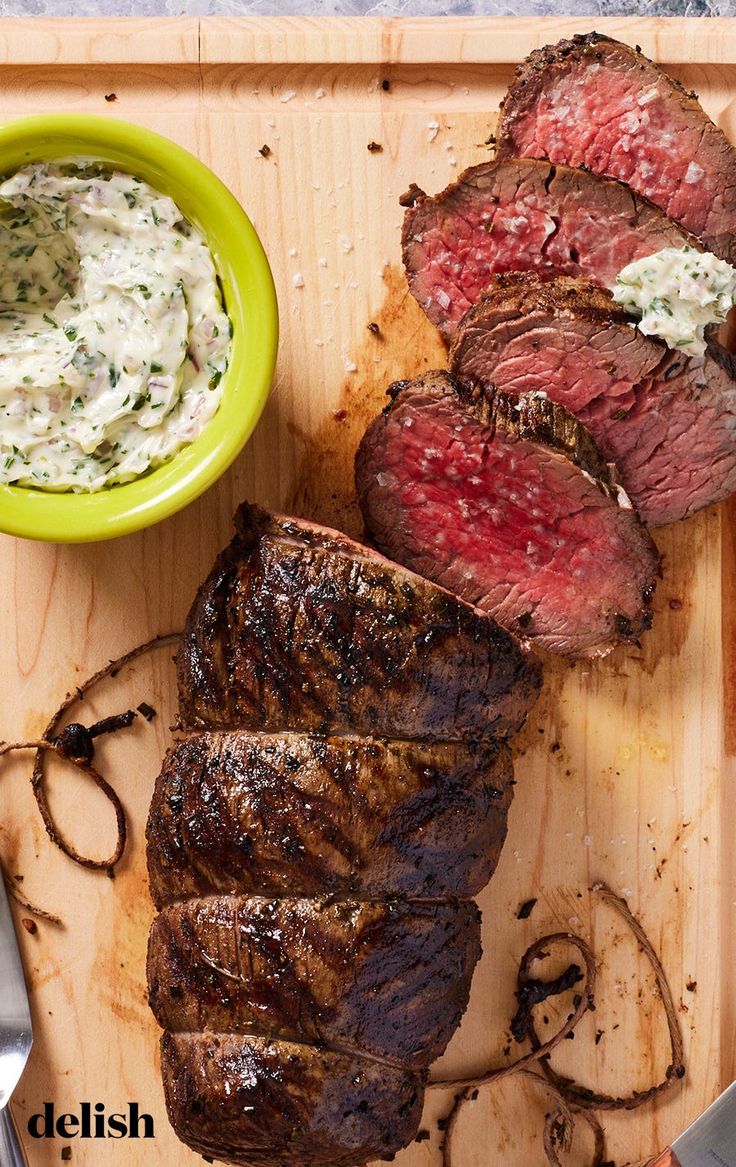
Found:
[0,1106,28,1167]
[649,1150,681,1167]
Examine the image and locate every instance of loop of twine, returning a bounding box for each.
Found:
[1,632,180,886]
[435,883,685,1167]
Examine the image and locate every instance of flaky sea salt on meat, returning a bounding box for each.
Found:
[685,162,705,184]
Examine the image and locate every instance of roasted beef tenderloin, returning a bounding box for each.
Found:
[449,273,736,526]
[177,502,541,740]
[147,732,514,905]
[355,371,660,658]
[496,32,736,261]
[148,896,481,1067]
[161,1033,424,1167]
[402,158,698,336]
[148,505,539,1166]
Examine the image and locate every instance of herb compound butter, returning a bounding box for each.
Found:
[0,161,231,491]
[612,245,736,357]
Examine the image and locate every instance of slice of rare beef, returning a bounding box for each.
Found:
[449,273,736,526]
[496,33,736,262]
[402,158,698,336]
[161,1032,424,1167]
[356,371,660,658]
[147,732,514,907]
[177,502,541,740]
[148,896,481,1067]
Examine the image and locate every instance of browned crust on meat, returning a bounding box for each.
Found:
[176,501,542,741]
[151,502,534,1165]
[388,368,625,502]
[232,501,373,561]
[452,272,637,338]
[482,389,620,492]
[161,1032,424,1167]
[146,731,515,907]
[359,370,660,654]
[148,896,481,1067]
[705,336,736,380]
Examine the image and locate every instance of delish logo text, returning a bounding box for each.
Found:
[28,1102,154,1140]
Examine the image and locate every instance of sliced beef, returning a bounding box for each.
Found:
[148,896,481,1067]
[147,732,514,907]
[161,1032,424,1167]
[402,158,698,336]
[356,371,660,658]
[449,273,736,526]
[496,32,736,262]
[177,501,541,740]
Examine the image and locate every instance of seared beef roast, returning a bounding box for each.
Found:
[148,732,515,904]
[496,33,736,262]
[147,503,541,1166]
[177,504,540,739]
[161,1034,424,1167]
[402,158,698,336]
[356,371,660,658]
[149,896,481,1066]
[449,273,736,526]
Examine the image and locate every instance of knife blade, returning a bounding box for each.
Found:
[650,1082,736,1167]
[0,867,33,1167]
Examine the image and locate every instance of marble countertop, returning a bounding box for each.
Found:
[0,0,734,20]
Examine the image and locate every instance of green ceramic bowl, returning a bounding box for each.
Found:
[0,114,278,542]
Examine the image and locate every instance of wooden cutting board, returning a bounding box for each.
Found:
[1,15,735,1166]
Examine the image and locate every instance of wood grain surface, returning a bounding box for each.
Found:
[0,16,734,1167]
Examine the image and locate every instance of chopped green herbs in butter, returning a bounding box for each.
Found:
[0,161,230,491]
[612,245,736,357]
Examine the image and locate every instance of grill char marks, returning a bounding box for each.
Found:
[177,502,541,741]
[147,732,515,907]
[449,273,736,527]
[401,158,698,336]
[161,1033,424,1167]
[149,505,540,1166]
[148,896,481,1067]
[496,32,736,262]
[356,369,660,658]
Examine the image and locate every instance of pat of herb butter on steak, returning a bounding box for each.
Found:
[612,245,736,356]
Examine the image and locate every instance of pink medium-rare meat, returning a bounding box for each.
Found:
[401,158,699,336]
[449,273,736,526]
[496,33,736,262]
[355,371,660,659]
